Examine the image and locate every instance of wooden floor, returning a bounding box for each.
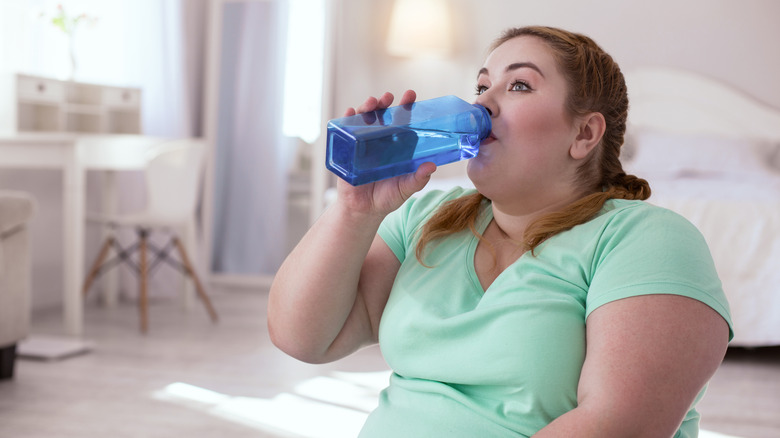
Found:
[1,288,779,438]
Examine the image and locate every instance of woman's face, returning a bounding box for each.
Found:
[468,36,583,213]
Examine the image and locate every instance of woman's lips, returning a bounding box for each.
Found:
[481,132,497,145]
[476,133,495,157]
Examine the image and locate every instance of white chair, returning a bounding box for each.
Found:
[83,139,217,333]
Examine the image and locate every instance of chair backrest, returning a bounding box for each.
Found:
[144,139,206,223]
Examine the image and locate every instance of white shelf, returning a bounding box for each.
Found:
[12,74,142,134]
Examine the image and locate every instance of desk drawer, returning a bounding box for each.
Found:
[104,87,141,108]
[17,76,65,103]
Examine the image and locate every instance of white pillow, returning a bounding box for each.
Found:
[624,130,779,176]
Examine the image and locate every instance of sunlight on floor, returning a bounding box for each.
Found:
[152,370,391,437]
[700,431,743,438]
[153,370,743,438]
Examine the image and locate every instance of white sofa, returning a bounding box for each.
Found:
[0,190,36,379]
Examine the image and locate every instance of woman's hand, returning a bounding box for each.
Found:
[335,90,437,217]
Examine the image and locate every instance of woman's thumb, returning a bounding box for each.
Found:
[400,162,436,197]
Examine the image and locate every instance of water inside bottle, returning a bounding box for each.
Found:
[353,129,479,170]
[326,95,489,185]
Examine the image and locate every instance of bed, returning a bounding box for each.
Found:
[421,67,780,347]
[621,67,780,347]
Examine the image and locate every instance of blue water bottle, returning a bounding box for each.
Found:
[326,95,492,186]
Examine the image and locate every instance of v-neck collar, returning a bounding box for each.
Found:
[466,200,534,295]
[466,200,493,295]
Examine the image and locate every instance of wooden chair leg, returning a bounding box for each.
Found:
[172,237,218,323]
[139,231,149,334]
[83,237,115,296]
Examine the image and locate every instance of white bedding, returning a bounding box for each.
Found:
[632,170,780,346]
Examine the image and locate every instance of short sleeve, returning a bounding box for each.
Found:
[378,197,416,262]
[586,203,734,340]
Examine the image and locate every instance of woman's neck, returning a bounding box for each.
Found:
[489,187,591,242]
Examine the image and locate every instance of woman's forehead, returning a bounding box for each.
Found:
[481,36,557,76]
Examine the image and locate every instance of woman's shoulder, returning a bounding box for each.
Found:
[413,185,478,201]
[383,185,477,231]
[404,185,479,217]
[380,185,479,258]
[599,198,693,228]
[592,199,709,256]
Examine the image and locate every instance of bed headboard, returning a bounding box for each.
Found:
[624,67,780,142]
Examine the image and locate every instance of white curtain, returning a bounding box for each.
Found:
[209,1,292,276]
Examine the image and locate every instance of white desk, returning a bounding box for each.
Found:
[0,133,164,337]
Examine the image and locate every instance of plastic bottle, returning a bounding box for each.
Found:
[326,95,492,186]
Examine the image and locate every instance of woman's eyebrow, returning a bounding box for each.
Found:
[506,62,545,78]
[477,62,545,80]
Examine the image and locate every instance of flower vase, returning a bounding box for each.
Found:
[68,36,77,81]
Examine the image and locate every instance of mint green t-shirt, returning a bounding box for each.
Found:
[361,187,733,438]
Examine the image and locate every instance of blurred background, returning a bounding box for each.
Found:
[0,0,778,324]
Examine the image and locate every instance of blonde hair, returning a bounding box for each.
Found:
[415,26,650,263]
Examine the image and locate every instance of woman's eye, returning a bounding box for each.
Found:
[510,81,531,92]
[474,84,488,95]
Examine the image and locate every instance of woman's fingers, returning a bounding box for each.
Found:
[356,94,386,114]
[399,89,417,106]
[376,92,394,109]
[398,162,437,199]
[344,90,416,116]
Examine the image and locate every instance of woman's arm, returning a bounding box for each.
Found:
[268,90,436,364]
[268,204,397,364]
[533,294,729,437]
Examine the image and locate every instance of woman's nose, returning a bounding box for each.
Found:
[474,94,496,117]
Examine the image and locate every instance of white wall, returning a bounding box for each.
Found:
[331,0,780,124]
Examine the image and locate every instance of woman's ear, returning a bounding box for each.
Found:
[570,112,606,160]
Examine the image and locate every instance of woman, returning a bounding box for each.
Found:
[268,26,733,437]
